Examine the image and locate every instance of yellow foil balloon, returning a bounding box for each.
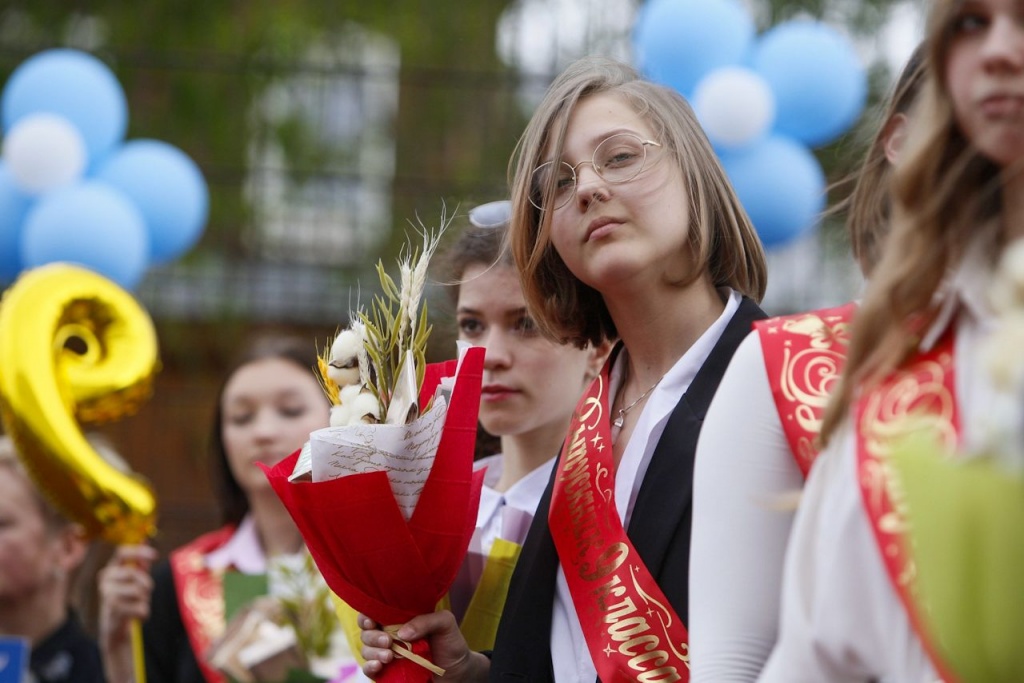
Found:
[0,263,159,544]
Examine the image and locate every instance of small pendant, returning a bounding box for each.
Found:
[613,413,624,429]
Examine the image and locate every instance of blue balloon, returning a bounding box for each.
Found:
[95,139,209,264]
[721,135,826,248]
[753,20,867,147]
[2,49,128,161]
[0,165,33,285]
[634,0,755,99]
[21,181,149,289]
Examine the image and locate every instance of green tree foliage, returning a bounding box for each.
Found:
[0,0,911,329]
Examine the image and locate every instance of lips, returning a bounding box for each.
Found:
[979,93,1024,118]
[481,383,518,401]
[585,216,623,242]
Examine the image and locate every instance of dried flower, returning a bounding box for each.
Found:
[319,209,449,423]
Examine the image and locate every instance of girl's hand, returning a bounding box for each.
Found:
[97,544,158,683]
[358,611,489,682]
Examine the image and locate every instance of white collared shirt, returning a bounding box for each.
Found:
[475,454,556,553]
[551,289,743,682]
[205,515,267,574]
[757,242,1000,682]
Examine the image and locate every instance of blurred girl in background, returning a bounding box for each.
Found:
[100,336,359,683]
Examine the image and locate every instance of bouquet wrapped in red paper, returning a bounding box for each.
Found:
[262,225,485,682]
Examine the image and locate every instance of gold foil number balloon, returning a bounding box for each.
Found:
[0,263,159,544]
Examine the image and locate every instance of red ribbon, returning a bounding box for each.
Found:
[855,330,960,683]
[549,363,690,682]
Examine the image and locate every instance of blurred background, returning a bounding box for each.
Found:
[0,0,922,555]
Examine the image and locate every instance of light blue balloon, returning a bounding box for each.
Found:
[633,0,755,99]
[753,20,867,147]
[21,181,149,289]
[2,49,128,161]
[0,165,33,285]
[721,135,826,248]
[95,139,209,264]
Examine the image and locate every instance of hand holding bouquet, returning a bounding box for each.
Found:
[262,219,485,682]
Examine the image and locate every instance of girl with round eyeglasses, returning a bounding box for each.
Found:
[360,55,768,682]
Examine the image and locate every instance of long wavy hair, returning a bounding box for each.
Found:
[841,44,927,276]
[507,57,767,348]
[820,0,1005,444]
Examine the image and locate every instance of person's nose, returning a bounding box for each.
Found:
[981,16,1024,72]
[250,408,279,442]
[482,329,512,371]
[573,162,609,211]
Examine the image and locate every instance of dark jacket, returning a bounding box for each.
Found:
[489,297,767,681]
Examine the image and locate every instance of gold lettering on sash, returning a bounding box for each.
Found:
[550,368,690,681]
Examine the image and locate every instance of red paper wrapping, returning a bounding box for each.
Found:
[262,348,485,682]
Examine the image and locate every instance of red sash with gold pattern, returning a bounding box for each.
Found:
[549,364,690,683]
[755,302,856,477]
[169,525,235,683]
[854,330,959,683]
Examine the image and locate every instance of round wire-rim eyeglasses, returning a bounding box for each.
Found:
[529,133,662,211]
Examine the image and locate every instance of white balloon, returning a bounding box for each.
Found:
[2,113,88,194]
[693,67,776,149]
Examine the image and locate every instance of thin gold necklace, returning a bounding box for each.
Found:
[612,372,666,429]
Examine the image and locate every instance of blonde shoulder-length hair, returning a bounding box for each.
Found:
[820,0,1003,444]
[507,56,767,348]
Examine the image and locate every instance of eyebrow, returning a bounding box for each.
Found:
[456,305,530,317]
[548,127,649,164]
[587,127,641,145]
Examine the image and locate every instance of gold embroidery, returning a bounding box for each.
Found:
[776,311,852,471]
[181,565,225,643]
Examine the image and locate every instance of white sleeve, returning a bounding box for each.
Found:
[756,426,937,683]
[689,331,804,682]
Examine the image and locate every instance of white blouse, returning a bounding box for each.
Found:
[475,453,556,554]
[689,330,804,681]
[757,245,1000,682]
[551,289,743,682]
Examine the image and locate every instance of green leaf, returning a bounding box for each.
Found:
[893,435,1024,681]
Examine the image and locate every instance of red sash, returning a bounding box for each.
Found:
[755,302,856,477]
[169,525,235,683]
[854,330,960,683]
[549,363,689,683]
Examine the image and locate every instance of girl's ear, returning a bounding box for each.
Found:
[883,112,909,165]
[53,523,88,578]
[584,339,614,382]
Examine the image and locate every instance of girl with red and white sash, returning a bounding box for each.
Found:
[758,1,1024,680]
[98,338,349,683]
[361,56,768,682]
[687,49,926,682]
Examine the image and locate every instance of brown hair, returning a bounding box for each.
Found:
[842,44,927,276]
[820,0,1004,444]
[441,222,513,306]
[508,56,767,348]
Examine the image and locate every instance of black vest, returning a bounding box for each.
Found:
[489,297,767,681]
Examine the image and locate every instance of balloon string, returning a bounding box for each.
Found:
[383,625,445,676]
[131,619,146,683]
